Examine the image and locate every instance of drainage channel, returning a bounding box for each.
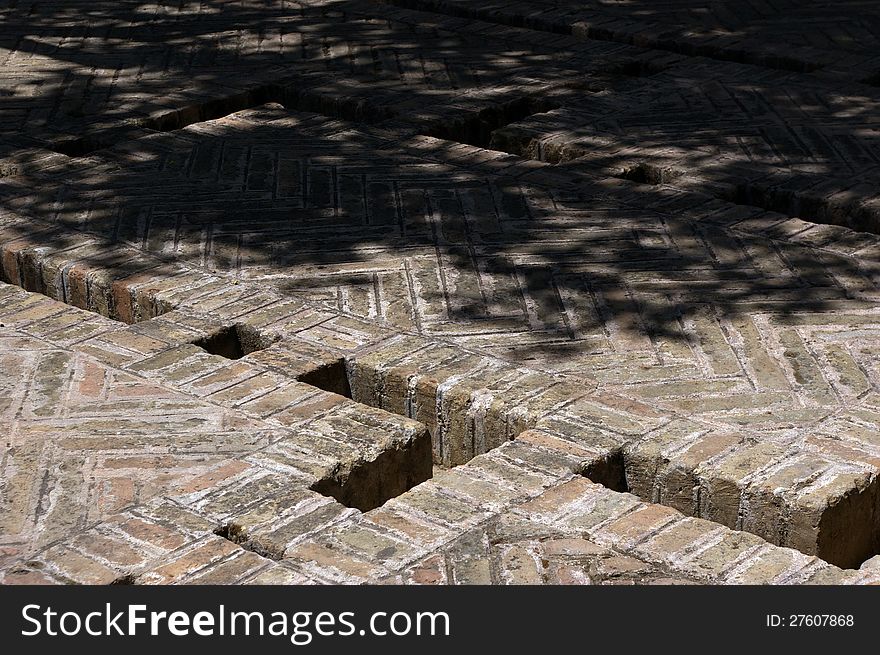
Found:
[423,95,562,149]
[51,80,397,158]
[864,71,880,87]
[615,162,880,236]
[192,323,279,361]
[430,110,880,236]
[263,345,880,570]
[379,0,826,75]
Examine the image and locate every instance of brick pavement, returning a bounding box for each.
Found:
[2,1,880,584]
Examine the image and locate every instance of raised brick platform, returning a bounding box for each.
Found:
[2,0,880,584]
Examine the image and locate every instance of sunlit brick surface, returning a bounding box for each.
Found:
[2,1,880,584]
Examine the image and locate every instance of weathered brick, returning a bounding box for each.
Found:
[283,541,392,584]
[138,537,243,585]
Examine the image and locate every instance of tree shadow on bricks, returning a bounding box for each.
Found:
[1,103,877,373]
[0,0,879,374]
[0,0,627,158]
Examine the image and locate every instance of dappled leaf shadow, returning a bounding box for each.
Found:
[1,0,878,373]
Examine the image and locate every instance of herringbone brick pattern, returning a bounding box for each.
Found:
[0,0,648,166]
[2,0,880,584]
[491,59,880,230]
[4,106,880,422]
[0,324,265,565]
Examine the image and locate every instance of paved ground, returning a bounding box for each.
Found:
[2,0,880,584]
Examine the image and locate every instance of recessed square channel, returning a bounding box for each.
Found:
[292,354,628,511]
[191,323,277,359]
[296,358,352,398]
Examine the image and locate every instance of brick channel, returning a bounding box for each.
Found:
[2,0,880,585]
